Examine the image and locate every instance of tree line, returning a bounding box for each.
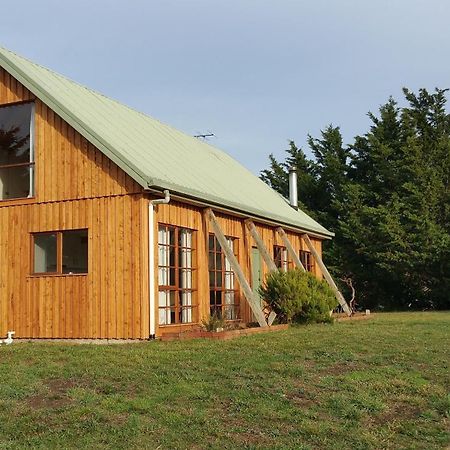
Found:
[261,88,450,310]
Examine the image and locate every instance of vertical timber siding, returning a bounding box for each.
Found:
[0,68,149,339]
[154,201,324,336]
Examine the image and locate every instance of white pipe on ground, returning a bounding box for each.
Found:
[288,166,298,210]
[148,190,170,339]
[0,331,15,345]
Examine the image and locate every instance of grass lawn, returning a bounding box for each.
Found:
[0,312,449,449]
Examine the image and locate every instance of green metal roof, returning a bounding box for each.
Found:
[0,46,333,238]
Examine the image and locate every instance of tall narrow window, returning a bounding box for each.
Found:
[209,234,239,320]
[158,225,196,325]
[34,233,57,273]
[0,102,34,200]
[274,245,289,271]
[300,250,314,273]
[62,230,88,274]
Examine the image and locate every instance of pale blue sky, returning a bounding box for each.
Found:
[2,0,450,174]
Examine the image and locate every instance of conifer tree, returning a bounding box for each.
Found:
[260,88,450,310]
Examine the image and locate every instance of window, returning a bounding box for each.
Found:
[158,225,196,325]
[209,234,239,320]
[300,250,314,273]
[33,230,88,274]
[34,233,57,273]
[62,231,89,273]
[274,245,290,271]
[0,102,34,200]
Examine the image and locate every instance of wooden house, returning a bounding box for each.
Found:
[0,47,349,340]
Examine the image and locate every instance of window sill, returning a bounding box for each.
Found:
[28,273,88,278]
[0,197,36,207]
[158,322,198,328]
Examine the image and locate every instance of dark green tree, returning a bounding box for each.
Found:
[261,88,450,310]
[260,126,353,294]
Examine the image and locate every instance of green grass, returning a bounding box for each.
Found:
[0,312,449,449]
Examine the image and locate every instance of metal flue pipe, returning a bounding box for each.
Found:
[288,166,298,210]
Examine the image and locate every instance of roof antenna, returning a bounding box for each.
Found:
[194,131,215,140]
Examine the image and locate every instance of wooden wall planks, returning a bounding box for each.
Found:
[0,68,149,339]
[0,196,149,338]
[0,67,325,339]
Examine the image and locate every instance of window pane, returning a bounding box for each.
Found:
[0,165,30,200]
[159,309,169,325]
[169,247,175,267]
[223,305,235,320]
[158,244,169,267]
[179,247,192,268]
[169,229,175,245]
[224,291,235,305]
[210,305,222,318]
[208,253,215,271]
[159,290,170,308]
[34,234,57,273]
[182,306,193,324]
[158,266,168,285]
[169,291,177,307]
[179,229,192,248]
[215,253,222,271]
[180,268,192,289]
[158,226,171,245]
[225,271,234,290]
[62,230,88,274]
[181,291,192,307]
[300,250,313,272]
[169,268,176,286]
[0,103,32,166]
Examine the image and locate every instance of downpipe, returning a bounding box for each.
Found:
[148,190,171,339]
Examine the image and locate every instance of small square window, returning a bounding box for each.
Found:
[32,229,88,275]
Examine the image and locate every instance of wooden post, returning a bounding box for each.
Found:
[276,227,306,271]
[245,220,278,272]
[302,233,352,316]
[205,209,268,327]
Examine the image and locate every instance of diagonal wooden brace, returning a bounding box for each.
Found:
[276,227,306,271]
[205,209,268,327]
[245,220,277,323]
[302,233,352,316]
[245,220,278,272]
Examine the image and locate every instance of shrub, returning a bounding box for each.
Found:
[258,269,338,324]
[202,313,226,332]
